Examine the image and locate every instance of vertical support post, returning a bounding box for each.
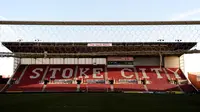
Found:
[159,52,162,69]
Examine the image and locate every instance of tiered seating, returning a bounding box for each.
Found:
[7,84,43,92]
[6,65,197,93]
[76,65,106,83]
[166,69,197,92]
[80,84,87,92]
[45,65,76,80]
[43,65,77,92]
[44,65,107,92]
[107,68,137,83]
[147,84,180,92]
[107,68,142,92]
[113,84,145,91]
[7,65,45,92]
[45,84,77,92]
[19,65,46,84]
[166,68,187,79]
[81,84,110,92]
[12,65,27,81]
[143,67,169,83]
[129,67,180,92]
[76,65,108,92]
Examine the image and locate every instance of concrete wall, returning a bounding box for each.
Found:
[164,56,180,68]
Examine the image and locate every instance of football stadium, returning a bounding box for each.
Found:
[0,21,200,111]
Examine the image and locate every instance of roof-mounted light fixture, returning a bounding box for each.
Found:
[175,39,182,42]
[157,39,164,42]
[17,39,23,42]
[34,39,41,42]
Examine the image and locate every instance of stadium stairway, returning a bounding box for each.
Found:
[143,85,148,91]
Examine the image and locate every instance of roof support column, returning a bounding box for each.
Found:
[159,52,162,69]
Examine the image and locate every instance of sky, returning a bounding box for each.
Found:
[0,0,200,77]
[0,0,200,21]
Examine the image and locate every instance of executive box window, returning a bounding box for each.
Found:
[107,61,133,65]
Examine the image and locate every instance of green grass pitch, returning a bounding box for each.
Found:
[0,93,200,112]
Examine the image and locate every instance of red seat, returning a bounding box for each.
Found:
[45,84,77,92]
[107,68,136,84]
[85,84,110,92]
[7,84,43,92]
[11,65,46,85]
[45,65,76,81]
[113,84,145,91]
[147,84,180,92]
[80,84,87,92]
[166,68,187,80]
[136,67,182,92]
[12,65,27,80]
[7,65,194,93]
[76,65,106,83]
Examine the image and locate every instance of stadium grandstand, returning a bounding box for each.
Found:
[0,21,200,94]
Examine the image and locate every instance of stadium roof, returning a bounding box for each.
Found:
[1,20,200,25]
[1,20,200,46]
[1,21,200,57]
[1,42,198,58]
